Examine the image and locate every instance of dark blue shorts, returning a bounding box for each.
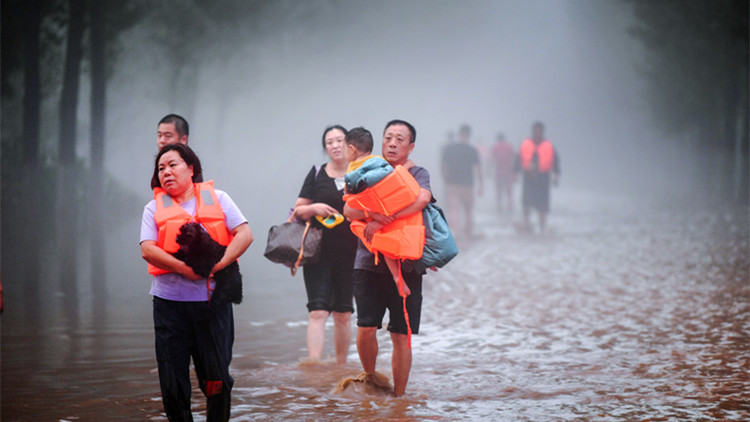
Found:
[353,269,423,335]
[303,261,354,313]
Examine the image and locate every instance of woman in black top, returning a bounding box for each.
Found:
[293,125,358,364]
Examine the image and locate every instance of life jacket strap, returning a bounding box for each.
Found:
[398,259,412,349]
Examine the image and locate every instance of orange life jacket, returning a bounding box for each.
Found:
[520,139,554,173]
[342,165,421,216]
[349,212,425,264]
[148,181,232,275]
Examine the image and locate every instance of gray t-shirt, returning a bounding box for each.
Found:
[354,166,432,274]
[140,189,247,301]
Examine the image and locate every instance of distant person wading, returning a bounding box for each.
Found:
[491,132,516,212]
[441,124,483,240]
[514,121,561,233]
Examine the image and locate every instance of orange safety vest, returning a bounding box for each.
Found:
[520,139,555,173]
[148,181,233,275]
[350,212,425,263]
[342,165,421,216]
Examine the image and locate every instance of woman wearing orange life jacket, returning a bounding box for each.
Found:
[514,121,561,233]
[140,143,253,421]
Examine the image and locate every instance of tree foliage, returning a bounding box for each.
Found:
[0,0,277,324]
[629,0,749,200]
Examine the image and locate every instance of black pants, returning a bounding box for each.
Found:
[153,297,234,422]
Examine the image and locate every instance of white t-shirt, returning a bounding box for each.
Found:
[140,189,247,301]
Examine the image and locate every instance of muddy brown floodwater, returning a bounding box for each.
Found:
[2,189,749,421]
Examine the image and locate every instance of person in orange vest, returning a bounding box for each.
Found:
[140,143,253,421]
[491,132,517,212]
[343,119,432,397]
[514,121,560,233]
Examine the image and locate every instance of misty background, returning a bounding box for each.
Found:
[1,0,747,331]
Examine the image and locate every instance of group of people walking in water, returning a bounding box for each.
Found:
[139,114,560,421]
[440,121,561,238]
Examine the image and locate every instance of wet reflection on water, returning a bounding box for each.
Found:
[2,190,748,421]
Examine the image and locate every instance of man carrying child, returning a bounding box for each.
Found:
[343,120,432,397]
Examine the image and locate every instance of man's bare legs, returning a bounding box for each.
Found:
[463,197,474,239]
[522,206,532,231]
[357,326,379,373]
[390,332,412,396]
[357,327,412,397]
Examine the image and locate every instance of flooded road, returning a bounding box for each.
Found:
[2,189,748,421]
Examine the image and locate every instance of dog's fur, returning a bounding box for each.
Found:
[173,222,242,304]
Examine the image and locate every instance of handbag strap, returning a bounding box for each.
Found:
[288,164,323,224]
[287,207,298,223]
[291,220,312,276]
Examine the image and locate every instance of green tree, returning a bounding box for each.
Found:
[87,0,144,319]
[1,0,147,325]
[1,0,60,322]
[629,0,749,202]
[88,0,107,319]
[57,0,86,326]
[141,0,266,116]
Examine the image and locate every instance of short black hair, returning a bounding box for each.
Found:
[383,119,416,143]
[459,124,471,137]
[321,125,348,150]
[532,121,545,131]
[345,127,374,154]
[159,114,189,138]
[151,143,203,189]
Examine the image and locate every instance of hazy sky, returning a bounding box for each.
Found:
[91,0,660,281]
[7,0,729,327]
[103,0,649,198]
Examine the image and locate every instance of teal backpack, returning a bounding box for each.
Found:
[406,203,458,274]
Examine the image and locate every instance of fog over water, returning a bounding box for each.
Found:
[2,1,748,420]
[99,0,654,285]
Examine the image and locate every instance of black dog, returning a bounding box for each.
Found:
[173,222,242,305]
